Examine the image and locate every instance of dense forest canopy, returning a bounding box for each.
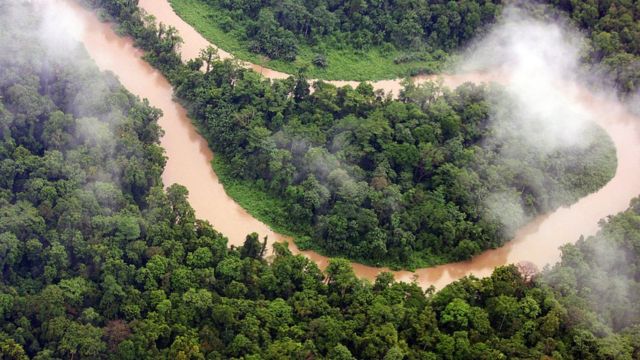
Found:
[0,1,638,359]
[197,0,501,62]
[547,0,640,93]
[83,0,618,269]
[172,66,616,267]
[160,0,505,79]
[170,0,640,93]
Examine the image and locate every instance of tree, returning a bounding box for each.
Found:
[441,298,471,331]
[168,331,205,360]
[516,261,539,283]
[327,344,355,360]
[104,320,132,352]
[0,339,28,360]
[0,232,21,273]
[199,45,219,73]
[325,259,357,299]
[308,316,345,353]
[0,3,636,360]
[240,232,266,259]
[312,54,328,68]
[58,322,106,359]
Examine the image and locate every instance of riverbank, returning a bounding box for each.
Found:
[168,0,447,81]
[210,156,313,248]
[211,154,444,271]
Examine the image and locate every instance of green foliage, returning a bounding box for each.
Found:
[544,198,640,333]
[86,0,617,269]
[171,61,614,267]
[546,0,640,94]
[312,53,328,68]
[0,2,637,359]
[167,0,468,80]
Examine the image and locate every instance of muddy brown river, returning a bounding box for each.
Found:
[61,0,640,289]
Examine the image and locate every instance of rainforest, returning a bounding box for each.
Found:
[1,0,640,359]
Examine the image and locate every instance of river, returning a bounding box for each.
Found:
[61,0,640,289]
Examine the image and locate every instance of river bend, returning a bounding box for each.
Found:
[60,0,640,289]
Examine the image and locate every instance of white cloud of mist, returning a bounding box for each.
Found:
[484,190,527,235]
[0,0,134,188]
[38,0,85,58]
[452,5,619,236]
[458,5,596,152]
[457,7,634,323]
[1,0,84,62]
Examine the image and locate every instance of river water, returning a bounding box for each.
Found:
[62,0,640,289]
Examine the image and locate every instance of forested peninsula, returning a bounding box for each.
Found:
[87,0,617,268]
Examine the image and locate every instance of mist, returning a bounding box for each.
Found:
[453,5,638,325]
[442,5,619,235]
[458,5,596,152]
[38,0,85,58]
[0,0,142,189]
